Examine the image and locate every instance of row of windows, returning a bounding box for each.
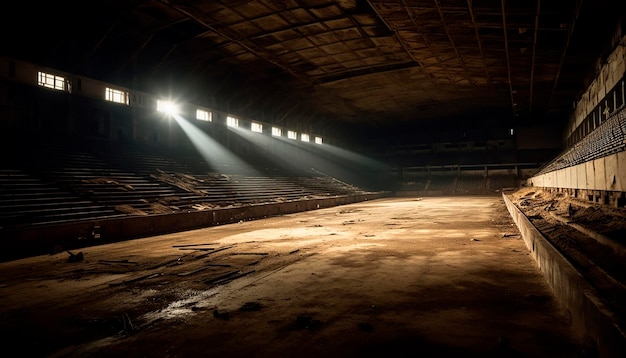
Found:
[36,70,322,144]
[227,115,321,143]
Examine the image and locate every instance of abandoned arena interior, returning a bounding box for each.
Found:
[1,0,626,357]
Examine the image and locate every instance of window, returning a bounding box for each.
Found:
[105,87,129,105]
[196,109,212,122]
[287,130,297,140]
[37,71,70,92]
[272,127,282,137]
[315,136,323,144]
[227,116,239,127]
[301,133,310,142]
[251,122,263,133]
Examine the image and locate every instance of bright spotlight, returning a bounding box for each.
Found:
[157,100,179,115]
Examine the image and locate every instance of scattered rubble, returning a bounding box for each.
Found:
[67,251,84,262]
[508,187,626,320]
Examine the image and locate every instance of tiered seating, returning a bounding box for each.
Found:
[536,106,626,175]
[427,176,457,192]
[163,174,311,206]
[456,176,487,194]
[396,179,429,192]
[94,142,370,208]
[290,176,369,196]
[487,175,516,191]
[0,135,376,229]
[0,168,122,226]
[19,143,190,215]
[395,173,516,195]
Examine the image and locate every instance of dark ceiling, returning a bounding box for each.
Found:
[2,0,624,137]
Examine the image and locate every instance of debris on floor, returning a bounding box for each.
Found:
[67,251,84,262]
[213,309,231,320]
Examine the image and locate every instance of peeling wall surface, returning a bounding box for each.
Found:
[567,36,626,137]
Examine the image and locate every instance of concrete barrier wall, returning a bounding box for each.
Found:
[1,193,388,262]
[529,151,626,192]
[503,194,626,358]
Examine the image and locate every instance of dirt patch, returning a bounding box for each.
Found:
[114,204,148,216]
[507,187,626,322]
[82,178,135,191]
[150,170,209,196]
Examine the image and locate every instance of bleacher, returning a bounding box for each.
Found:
[487,175,516,191]
[16,141,191,216]
[93,141,369,205]
[535,105,626,176]
[427,176,457,192]
[0,136,373,229]
[456,176,487,194]
[0,168,123,226]
[395,174,505,195]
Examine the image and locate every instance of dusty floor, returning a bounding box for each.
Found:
[0,196,595,357]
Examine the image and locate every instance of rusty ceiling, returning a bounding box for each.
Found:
[2,0,623,136]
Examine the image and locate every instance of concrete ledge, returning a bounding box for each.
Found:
[1,192,388,262]
[503,193,626,358]
[394,190,497,197]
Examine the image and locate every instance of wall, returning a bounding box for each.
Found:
[528,33,626,207]
[566,41,626,139]
[529,150,626,206]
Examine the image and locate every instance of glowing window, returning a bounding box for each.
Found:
[37,71,69,92]
[227,116,239,127]
[301,133,310,142]
[157,100,178,114]
[105,87,129,105]
[315,136,323,144]
[272,127,282,137]
[287,130,297,140]
[251,122,263,133]
[197,109,212,122]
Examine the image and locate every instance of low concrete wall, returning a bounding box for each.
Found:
[1,193,388,262]
[528,151,626,193]
[503,193,626,358]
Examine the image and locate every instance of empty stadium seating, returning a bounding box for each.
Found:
[394,173,512,195]
[536,106,626,175]
[0,136,373,229]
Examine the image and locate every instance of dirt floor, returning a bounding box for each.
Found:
[506,187,626,324]
[0,196,598,357]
